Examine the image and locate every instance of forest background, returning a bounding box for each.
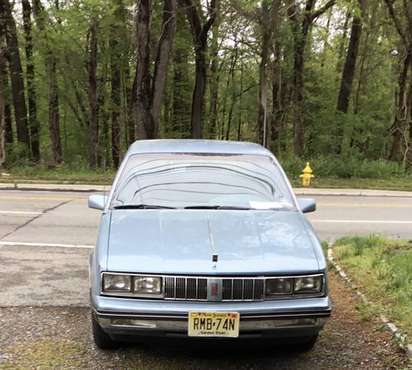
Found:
[1,0,412,185]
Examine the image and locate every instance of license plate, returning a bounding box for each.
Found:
[188,312,240,337]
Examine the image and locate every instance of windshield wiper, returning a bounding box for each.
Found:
[113,204,176,210]
[183,205,251,210]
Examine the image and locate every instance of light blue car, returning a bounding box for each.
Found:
[88,139,331,349]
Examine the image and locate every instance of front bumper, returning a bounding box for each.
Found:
[92,295,332,339]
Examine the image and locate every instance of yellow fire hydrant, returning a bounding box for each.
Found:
[300,162,314,187]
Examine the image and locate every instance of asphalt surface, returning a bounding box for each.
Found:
[0,189,411,368]
[2,190,412,245]
[1,189,412,307]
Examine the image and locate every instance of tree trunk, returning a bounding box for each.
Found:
[151,0,176,135]
[0,41,5,166]
[383,0,412,161]
[110,60,121,168]
[257,12,271,147]
[133,0,176,140]
[407,72,412,165]
[258,0,281,147]
[171,12,191,138]
[389,52,411,161]
[336,0,365,114]
[180,0,218,139]
[288,0,314,156]
[22,0,40,161]
[208,10,220,139]
[225,44,239,140]
[134,0,154,139]
[288,0,336,156]
[336,10,351,75]
[33,0,62,164]
[0,17,11,147]
[236,62,244,141]
[4,101,12,144]
[191,41,208,139]
[98,74,109,168]
[88,19,98,169]
[0,0,29,149]
[271,41,282,153]
[128,73,137,143]
[0,92,4,168]
[47,54,62,164]
[109,1,123,168]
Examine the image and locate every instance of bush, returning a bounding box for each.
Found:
[4,143,32,168]
[278,155,408,179]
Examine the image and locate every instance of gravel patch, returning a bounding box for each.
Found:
[0,273,409,370]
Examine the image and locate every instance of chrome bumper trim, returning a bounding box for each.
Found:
[93,309,331,321]
[96,315,328,332]
[94,308,331,333]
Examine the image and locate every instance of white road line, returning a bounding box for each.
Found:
[311,219,412,224]
[0,241,94,249]
[0,210,43,215]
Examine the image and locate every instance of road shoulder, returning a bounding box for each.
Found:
[0,273,408,369]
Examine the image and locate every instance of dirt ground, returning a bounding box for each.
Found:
[0,272,410,370]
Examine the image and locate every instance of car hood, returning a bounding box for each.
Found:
[107,210,320,275]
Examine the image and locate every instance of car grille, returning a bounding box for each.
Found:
[163,276,265,301]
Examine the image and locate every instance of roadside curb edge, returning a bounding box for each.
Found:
[294,188,412,198]
[2,182,412,197]
[327,245,412,358]
[0,183,108,192]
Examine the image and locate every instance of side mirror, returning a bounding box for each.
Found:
[297,197,316,213]
[88,194,107,210]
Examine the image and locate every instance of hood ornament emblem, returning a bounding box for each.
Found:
[212,254,218,269]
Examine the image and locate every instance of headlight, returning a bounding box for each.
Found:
[265,278,293,296]
[134,276,162,295]
[102,274,131,293]
[294,275,323,294]
[101,273,163,297]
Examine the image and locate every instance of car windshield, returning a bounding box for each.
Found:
[110,153,295,210]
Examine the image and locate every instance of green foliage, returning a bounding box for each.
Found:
[2,0,410,173]
[5,164,115,184]
[334,237,412,337]
[279,155,409,180]
[5,143,31,167]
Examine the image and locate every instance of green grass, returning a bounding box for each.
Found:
[0,166,115,185]
[282,155,412,191]
[333,235,412,337]
[3,171,412,191]
[280,155,409,179]
[1,158,412,191]
[291,177,412,191]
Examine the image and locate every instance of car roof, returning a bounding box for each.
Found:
[127,139,271,156]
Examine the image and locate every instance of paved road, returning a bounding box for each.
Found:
[1,190,411,245]
[1,189,411,307]
[0,190,410,368]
